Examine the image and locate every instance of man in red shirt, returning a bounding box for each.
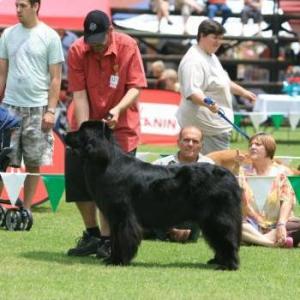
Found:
[65,10,147,258]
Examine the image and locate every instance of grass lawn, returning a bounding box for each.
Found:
[0,126,300,300]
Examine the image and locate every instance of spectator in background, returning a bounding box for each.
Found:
[148,126,214,242]
[54,79,72,140]
[207,0,232,25]
[237,133,300,248]
[150,60,166,79]
[175,0,205,34]
[151,0,173,32]
[0,0,64,210]
[56,29,78,78]
[176,19,256,154]
[157,68,180,92]
[241,0,263,36]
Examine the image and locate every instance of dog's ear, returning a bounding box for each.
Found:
[81,123,111,166]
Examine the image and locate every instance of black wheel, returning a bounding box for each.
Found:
[19,208,33,231]
[5,209,22,231]
[0,204,7,227]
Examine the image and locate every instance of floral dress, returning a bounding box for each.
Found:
[238,162,296,232]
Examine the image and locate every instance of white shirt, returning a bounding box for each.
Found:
[176,45,233,136]
[153,152,215,166]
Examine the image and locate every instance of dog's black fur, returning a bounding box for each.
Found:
[65,121,242,270]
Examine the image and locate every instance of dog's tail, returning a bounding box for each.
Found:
[109,206,143,265]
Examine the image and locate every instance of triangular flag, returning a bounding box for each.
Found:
[246,176,274,212]
[234,114,243,127]
[249,113,267,131]
[288,176,300,205]
[288,113,300,131]
[0,172,27,206]
[271,114,284,130]
[42,175,65,212]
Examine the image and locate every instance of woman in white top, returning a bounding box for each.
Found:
[176,19,256,154]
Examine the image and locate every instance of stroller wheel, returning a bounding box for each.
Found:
[0,204,7,227]
[5,208,22,231]
[19,208,33,231]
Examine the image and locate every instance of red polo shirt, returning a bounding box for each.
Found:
[68,32,147,152]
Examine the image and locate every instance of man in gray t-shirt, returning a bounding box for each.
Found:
[0,0,64,211]
[150,126,214,243]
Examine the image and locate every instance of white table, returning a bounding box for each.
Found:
[252,94,300,130]
[254,94,300,115]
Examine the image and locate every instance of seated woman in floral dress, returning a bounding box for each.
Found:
[238,132,300,248]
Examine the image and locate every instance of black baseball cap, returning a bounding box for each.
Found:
[84,10,110,44]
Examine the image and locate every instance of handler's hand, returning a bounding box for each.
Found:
[203,97,219,113]
[103,107,120,129]
[243,90,257,103]
[206,102,219,114]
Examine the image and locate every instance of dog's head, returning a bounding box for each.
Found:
[65,120,113,164]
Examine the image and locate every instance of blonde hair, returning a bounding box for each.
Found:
[249,132,276,159]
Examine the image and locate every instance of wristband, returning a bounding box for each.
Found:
[276,222,286,227]
[46,108,56,115]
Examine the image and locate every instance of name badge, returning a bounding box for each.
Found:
[110,75,119,88]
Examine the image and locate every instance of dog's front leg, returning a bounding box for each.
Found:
[105,204,143,266]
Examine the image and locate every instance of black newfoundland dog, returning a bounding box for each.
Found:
[65,121,242,270]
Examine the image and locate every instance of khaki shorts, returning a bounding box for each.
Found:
[2,104,54,167]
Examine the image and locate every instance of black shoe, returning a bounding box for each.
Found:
[67,231,100,256]
[96,238,111,259]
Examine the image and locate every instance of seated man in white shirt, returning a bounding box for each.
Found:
[154,125,214,166]
[147,126,214,242]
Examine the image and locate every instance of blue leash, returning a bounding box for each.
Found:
[204,97,250,140]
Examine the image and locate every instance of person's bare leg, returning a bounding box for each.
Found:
[242,222,275,247]
[99,209,110,236]
[75,201,98,228]
[264,229,276,240]
[24,165,40,209]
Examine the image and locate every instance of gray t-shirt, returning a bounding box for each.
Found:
[176,45,233,136]
[0,22,64,107]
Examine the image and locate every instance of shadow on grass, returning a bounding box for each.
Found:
[21,251,216,270]
[21,251,100,265]
[131,261,214,270]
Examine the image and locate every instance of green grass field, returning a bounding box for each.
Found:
[0,127,300,300]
